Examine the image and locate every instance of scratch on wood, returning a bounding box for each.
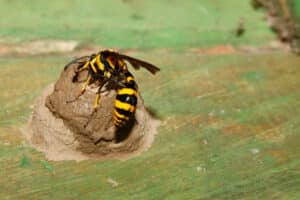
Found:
[196,89,226,99]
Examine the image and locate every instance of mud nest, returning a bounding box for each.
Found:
[23,60,160,161]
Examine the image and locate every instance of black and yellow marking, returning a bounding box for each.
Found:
[113,72,138,128]
[90,59,98,73]
[78,52,114,79]
[96,55,105,71]
[113,107,134,127]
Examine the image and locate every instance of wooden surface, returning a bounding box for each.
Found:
[0,0,299,199]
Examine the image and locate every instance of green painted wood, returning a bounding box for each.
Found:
[290,0,300,21]
[0,0,274,49]
[1,0,299,199]
[0,52,300,199]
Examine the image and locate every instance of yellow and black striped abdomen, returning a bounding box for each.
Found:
[114,87,137,127]
[113,72,138,128]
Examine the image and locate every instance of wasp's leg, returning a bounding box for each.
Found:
[66,75,92,103]
[72,61,91,82]
[64,56,91,71]
[92,81,109,109]
[93,93,101,109]
[84,80,109,128]
[76,61,90,72]
[75,54,96,72]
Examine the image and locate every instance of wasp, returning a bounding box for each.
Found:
[65,49,160,128]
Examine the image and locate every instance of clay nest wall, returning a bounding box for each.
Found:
[23,60,160,161]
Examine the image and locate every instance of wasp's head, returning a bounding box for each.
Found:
[100,49,128,72]
[106,55,117,67]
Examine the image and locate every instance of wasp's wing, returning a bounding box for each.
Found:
[64,55,92,71]
[103,51,160,74]
[122,54,160,74]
